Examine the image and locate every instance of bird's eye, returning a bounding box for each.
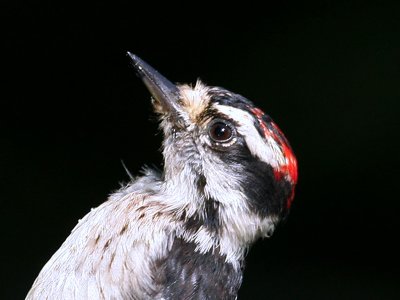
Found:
[208,120,234,143]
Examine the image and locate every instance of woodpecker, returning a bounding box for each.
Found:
[26,54,298,299]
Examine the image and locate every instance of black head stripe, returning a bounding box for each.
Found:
[207,87,254,111]
[216,141,293,218]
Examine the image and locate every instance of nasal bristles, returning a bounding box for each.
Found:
[177,80,211,123]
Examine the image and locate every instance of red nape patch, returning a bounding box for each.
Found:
[250,107,298,208]
[286,188,296,209]
[277,141,298,184]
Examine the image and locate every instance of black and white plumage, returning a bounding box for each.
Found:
[26,54,298,299]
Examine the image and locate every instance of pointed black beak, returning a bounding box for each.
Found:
[127,52,181,115]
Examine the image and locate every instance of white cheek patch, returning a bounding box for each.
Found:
[215,104,285,168]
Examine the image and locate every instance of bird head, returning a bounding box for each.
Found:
[128,53,297,260]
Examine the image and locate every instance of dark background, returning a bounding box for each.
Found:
[2,1,399,299]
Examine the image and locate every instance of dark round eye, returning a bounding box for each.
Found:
[209,121,234,142]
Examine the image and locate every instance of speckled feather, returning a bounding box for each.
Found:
[26,59,297,300]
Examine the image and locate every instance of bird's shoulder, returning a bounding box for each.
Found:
[27,170,181,299]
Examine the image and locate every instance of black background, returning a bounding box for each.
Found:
[2,1,399,299]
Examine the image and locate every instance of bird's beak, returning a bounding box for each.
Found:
[127,52,181,117]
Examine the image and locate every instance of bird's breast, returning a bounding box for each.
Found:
[150,237,242,300]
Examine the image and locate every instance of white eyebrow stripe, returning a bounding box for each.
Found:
[215,104,285,168]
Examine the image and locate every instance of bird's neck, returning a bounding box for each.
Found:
[160,167,273,268]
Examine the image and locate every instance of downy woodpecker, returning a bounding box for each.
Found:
[26,53,298,299]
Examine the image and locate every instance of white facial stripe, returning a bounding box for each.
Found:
[215,104,285,168]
